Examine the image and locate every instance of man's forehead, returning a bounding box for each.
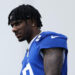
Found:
[9,15,15,21]
[9,14,20,24]
[9,14,16,24]
[10,15,13,20]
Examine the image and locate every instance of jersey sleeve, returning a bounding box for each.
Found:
[36,32,68,74]
[38,33,68,51]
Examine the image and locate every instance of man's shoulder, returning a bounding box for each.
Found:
[40,31,67,37]
[35,31,67,42]
[34,31,68,51]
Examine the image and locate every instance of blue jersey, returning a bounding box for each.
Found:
[20,31,68,75]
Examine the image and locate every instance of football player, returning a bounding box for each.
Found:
[8,4,68,75]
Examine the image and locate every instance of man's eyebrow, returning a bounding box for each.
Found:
[11,21,18,24]
[11,22,16,25]
[10,20,23,25]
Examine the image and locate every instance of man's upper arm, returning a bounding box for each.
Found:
[42,48,63,75]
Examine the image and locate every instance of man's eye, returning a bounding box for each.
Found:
[11,21,22,27]
[15,21,21,26]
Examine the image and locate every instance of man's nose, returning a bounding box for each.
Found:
[12,26,17,33]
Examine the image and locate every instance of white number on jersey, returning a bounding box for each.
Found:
[22,63,34,75]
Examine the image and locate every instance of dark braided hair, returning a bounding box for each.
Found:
[8,4,42,28]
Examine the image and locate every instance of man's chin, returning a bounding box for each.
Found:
[18,38,25,42]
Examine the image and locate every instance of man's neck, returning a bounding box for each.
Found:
[27,29,41,43]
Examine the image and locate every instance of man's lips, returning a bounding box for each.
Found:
[15,33,21,38]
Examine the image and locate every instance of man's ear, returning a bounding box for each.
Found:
[32,19,37,27]
[26,19,37,28]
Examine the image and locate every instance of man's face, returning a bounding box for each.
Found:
[10,20,32,42]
